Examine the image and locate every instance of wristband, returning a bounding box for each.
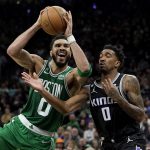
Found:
[67,35,76,44]
[77,64,92,77]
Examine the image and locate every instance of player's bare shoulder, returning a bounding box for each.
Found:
[123,74,140,93]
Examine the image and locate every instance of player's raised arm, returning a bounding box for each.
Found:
[64,11,92,85]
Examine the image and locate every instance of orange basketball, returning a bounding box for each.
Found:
[41,6,67,35]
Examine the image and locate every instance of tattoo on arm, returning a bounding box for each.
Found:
[125,75,144,109]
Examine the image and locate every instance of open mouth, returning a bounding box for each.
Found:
[57,50,67,57]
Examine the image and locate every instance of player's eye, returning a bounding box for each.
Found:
[106,53,112,58]
[99,54,103,58]
[64,44,69,48]
[55,44,61,47]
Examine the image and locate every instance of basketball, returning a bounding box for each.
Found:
[41,6,67,35]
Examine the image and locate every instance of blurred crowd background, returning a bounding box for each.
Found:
[0,0,150,149]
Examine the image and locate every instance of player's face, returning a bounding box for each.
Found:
[50,39,71,67]
[99,49,120,73]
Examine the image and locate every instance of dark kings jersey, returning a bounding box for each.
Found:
[21,60,73,132]
[89,73,142,141]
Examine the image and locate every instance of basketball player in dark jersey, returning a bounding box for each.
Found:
[0,10,92,150]
[22,45,146,150]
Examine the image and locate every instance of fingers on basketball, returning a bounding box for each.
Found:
[41,6,67,35]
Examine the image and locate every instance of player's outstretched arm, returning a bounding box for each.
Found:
[21,72,88,115]
[64,11,92,85]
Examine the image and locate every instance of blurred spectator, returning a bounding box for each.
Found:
[56,126,65,139]
[78,138,87,150]
[92,139,100,150]
[55,138,64,150]
[66,140,79,150]
[142,114,150,143]
[63,130,71,148]
[70,127,80,145]
[83,121,95,144]
[78,118,87,136]
[0,106,13,125]
[65,113,80,129]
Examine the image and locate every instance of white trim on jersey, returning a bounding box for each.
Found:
[38,60,48,76]
[94,73,120,88]
[112,72,120,83]
[64,69,73,97]
[49,62,70,76]
[118,74,127,101]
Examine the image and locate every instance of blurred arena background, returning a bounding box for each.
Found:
[0,0,150,149]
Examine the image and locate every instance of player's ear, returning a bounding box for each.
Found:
[50,51,52,57]
[115,61,121,68]
[69,49,72,57]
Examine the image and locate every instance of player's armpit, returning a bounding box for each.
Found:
[30,54,44,73]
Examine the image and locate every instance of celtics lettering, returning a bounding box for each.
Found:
[41,79,63,98]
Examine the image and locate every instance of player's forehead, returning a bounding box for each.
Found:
[53,39,69,45]
[100,49,116,56]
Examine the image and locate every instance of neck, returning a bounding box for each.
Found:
[49,60,68,74]
[100,70,119,82]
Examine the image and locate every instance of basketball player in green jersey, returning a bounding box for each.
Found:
[0,9,92,150]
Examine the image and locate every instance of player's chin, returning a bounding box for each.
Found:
[56,57,66,63]
[99,65,105,70]
[56,58,68,66]
[56,61,67,67]
[99,66,107,72]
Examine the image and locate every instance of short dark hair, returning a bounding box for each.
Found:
[50,34,67,50]
[103,44,125,69]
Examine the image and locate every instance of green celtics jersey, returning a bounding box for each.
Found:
[21,60,73,132]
